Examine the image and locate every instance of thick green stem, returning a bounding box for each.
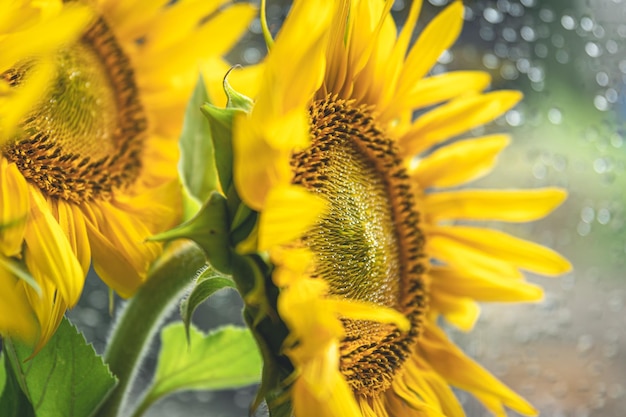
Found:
[94,241,206,417]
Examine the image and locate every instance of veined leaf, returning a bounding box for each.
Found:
[2,318,117,417]
[0,351,35,417]
[136,324,262,415]
[180,267,236,342]
[179,75,220,211]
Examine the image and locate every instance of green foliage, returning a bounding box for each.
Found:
[135,324,262,415]
[0,351,35,417]
[178,75,220,215]
[200,72,252,195]
[1,318,117,417]
[149,192,232,274]
[180,267,236,342]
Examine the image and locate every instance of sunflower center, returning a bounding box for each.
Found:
[1,17,146,203]
[292,95,427,396]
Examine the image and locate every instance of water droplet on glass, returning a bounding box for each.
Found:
[438,49,453,64]
[548,107,563,124]
[593,157,610,173]
[243,47,261,64]
[561,15,577,30]
[594,95,609,111]
[482,53,500,69]
[596,71,610,86]
[521,26,537,41]
[535,43,549,58]
[597,208,611,225]
[502,27,517,42]
[581,206,595,223]
[539,7,555,23]
[605,88,618,103]
[484,7,504,24]
[500,62,519,80]
[580,16,594,32]
[585,41,602,57]
[506,109,523,126]
[577,221,591,236]
[556,49,570,63]
[606,39,619,54]
[480,25,496,41]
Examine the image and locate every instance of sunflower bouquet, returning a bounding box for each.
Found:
[0,1,570,416]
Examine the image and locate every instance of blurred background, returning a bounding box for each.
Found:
[68,0,626,415]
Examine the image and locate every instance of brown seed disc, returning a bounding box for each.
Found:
[291,94,428,396]
[2,17,147,203]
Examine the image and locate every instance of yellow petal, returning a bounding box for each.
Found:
[391,354,465,417]
[138,3,256,80]
[50,199,91,275]
[328,298,410,332]
[23,189,84,307]
[0,265,37,342]
[429,291,480,331]
[0,58,55,136]
[102,0,170,41]
[142,0,227,52]
[428,225,572,276]
[425,188,567,222]
[420,323,538,416]
[0,160,29,256]
[292,342,362,417]
[392,71,492,118]
[400,91,522,156]
[259,185,326,251]
[429,266,544,303]
[22,277,67,354]
[81,202,161,297]
[0,3,92,71]
[396,1,464,94]
[411,134,510,188]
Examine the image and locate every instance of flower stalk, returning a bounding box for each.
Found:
[94,241,206,417]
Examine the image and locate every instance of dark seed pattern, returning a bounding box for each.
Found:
[291,95,428,397]
[2,17,146,203]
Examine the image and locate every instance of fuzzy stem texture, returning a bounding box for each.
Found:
[94,241,206,417]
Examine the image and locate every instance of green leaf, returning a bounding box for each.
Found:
[200,103,240,193]
[0,351,5,395]
[0,351,35,417]
[3,318,117,417]
[223,70,254,111]
[178,75,220,207]
[180,267,236,342]
[149,191,232,274]
[137,324,262,414]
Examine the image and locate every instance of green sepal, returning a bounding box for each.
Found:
[149,191,232,274]
[230,204,258,247]
[179,266,236,343]
[2,318,117,417]
[134,324,262,416]
[231,253,294,417]
[223,70,254,111]
[232,253,275,325]
[200,103,244,194]
[178,76,221,213]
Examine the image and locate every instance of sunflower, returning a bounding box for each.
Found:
[233,1,571,416]
[0,0,91,341]
[0,0,255,349]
